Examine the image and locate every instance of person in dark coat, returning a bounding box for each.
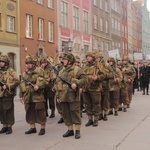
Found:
[140,61,150,95]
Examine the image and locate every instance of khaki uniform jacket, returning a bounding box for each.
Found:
[83,61,105,92]
[20,67,49,103]
[106,65,122,91]
[56,65,87,102]
[0,67,19,97]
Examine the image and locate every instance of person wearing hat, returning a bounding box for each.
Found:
[122,56,136,107]
[0,54,19,135]
[117,61,129,112]
[20,54,48,135]
[54,52,65,124]
[40,56,56,118]
[95,52,109,121]
[82,51,105,127]
[74,56,81,67]
[56,52,87,139]
[139,60,150,95]
[107,57,122,116]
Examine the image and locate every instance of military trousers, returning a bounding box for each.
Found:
[83,91,101,119]
[44,90,55,111]
[0,97,15,126]
[109,90,119,110]
[127,82,133,104]
[61,101,81,126]
[119,88,129,108]
[101,89,110,114]
[25,102,46,125]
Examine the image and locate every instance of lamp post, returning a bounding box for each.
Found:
[68,39,73,52]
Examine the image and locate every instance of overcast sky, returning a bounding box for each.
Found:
[147,0,150,11]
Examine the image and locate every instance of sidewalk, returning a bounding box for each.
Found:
[0,91,150,150]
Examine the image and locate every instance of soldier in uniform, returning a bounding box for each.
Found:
[96,52,110,121]
[107,57,122,116]
[56,52,87,139]
[117,62,129,112]
[122,56,136,108]
[82,51,105,127]
[55,52,65,124]
[0,54,19,134]
[40,56,56,118]
[20,54,48,135]
[140,61,150,95]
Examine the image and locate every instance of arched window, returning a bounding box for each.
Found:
[8,53,16,70]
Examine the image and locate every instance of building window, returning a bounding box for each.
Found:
[7,16,15,32]
[105,20,109,33]
[26,14,32,38]
[8,53,15,70]
[105,0,109,12]
[100,17,103,31]
[101,41,104,51]
[94,15,98,30]
[100,0,103,9]
[48,0,53,8]
[83,11,88,33]
[74,43,80,51]
[48,21,54,42]
[0,13,1,30]
[61,1,68,28]
[73,7,79,31]
[37,0,43,4]
[84,45,89,52]
[38,18,44,40]
[94,0,97,6]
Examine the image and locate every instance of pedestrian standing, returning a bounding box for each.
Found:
[0,54,19,134]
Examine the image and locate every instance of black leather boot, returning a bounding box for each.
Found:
[49,110,55,118]
[98,114,103,121]
[25,128,37,134]
[114,111,118,116]
[123,108,127,112]
[103,114,108,121]
[75,130,81,139]
[6,127,12,135]
[0,127,8,133]
[118,108,122,111]
[39,129,45,135]
[57,118,64,124]
[93,120,98,127]
[63,130,74,137]
[108,110,113,115]
[85,120,93,127]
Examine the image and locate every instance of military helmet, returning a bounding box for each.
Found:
[40,56,49,64]
[62,52,75,64]
[0,54,10,64]
[117,61,123,67]
[96,52,104,58]
[48,56,54,63]
[107,57,116,63]
[75,56,80,63]
[122,56,129,61]
[59,52,65,58]
[86,51,95,59]
[25,54,38,65]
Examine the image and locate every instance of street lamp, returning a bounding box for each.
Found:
[68,39,73,52]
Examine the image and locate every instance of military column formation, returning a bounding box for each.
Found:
[0,51,149,139]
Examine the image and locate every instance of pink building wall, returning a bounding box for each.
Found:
[57,0,92,57]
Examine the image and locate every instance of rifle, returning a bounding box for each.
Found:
[47,59,72,89]
[22,77,35,88]
[0,80,12,95]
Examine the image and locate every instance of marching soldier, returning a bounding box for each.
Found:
[117,62,129,112]
[107,57,122,116]
[122,56,136,108]
[40,56,56,118]
[83,51,105,127]
[56,52,87,139]
[140,61,150,95]
[20,54,48,135]
[55,52,65,124]
[0,54,19,134]
[95,52,110,121]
